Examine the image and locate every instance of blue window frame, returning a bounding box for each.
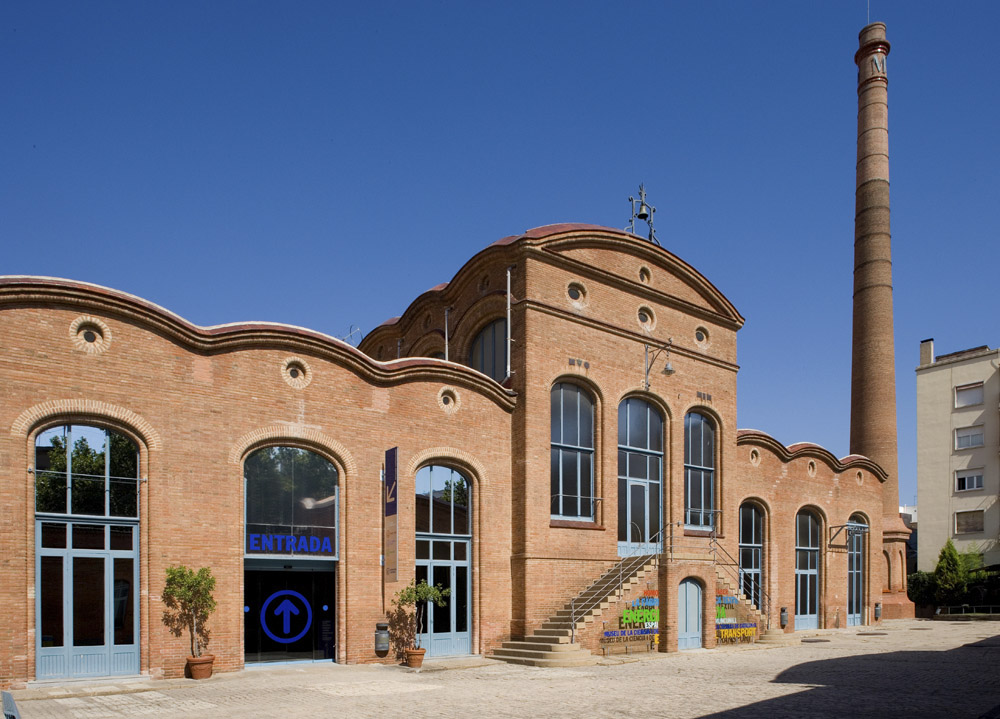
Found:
[684,412,715,528]
[550,383,595,520]
[739,503,763,608]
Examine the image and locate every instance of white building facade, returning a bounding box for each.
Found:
[916,340,1000,571]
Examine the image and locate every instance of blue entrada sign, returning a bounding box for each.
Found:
[247,533,334,554]
[260,590,313,644]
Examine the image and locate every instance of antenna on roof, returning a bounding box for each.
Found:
[339,325,363,347]
[626,184,660,245]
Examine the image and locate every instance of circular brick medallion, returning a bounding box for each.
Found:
[69,315,112,355]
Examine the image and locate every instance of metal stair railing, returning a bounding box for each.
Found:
[569,523,662,643]
[709,530,773,630]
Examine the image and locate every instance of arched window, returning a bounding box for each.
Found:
[617,398,663,554]
[847,513,868,626]
[795,509,821,629]
[35,425,139,518]
[244,446,338,557]
[415,465,471,656]
[468,318,507,382]
[739,503,764,608]
[34,425,141,679]
[551,383,595,520]
[684,412,715,528]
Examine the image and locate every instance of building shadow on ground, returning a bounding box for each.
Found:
[698,633,1000,719]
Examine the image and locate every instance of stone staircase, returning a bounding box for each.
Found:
[492,554,657,667]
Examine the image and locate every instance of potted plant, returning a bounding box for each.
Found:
[392,578,450,668]
[161,565,218,679]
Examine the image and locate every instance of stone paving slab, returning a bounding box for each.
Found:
[12,620,1000,719]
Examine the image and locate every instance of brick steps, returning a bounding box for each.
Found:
[492,554,657,667]
[755,628,801,646]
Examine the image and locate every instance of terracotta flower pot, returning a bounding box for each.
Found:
[187,654,215,680]
[404,647,426,668]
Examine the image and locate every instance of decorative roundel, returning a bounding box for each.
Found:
[283,357,312,389]
[438,387,460,414]
[749,449,761,466]
[637,306,655,331]
[639,266,651,284]
[807,460,817,477]
[695,326,710,347]
[856,470,864,486]
[567,282,587,308]
[69,316,112,355]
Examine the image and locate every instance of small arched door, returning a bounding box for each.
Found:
[677,578,702,650]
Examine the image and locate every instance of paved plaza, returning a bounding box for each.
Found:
[12,619,1000,719]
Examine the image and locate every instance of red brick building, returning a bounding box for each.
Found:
[0,220,906,686]
[0,22,911,688]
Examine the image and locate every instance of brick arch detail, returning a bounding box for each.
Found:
[405,447,487,487]
[228,425,358,476]
[11,399,163,451]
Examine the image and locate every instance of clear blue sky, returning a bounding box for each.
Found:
[4,1,999,507]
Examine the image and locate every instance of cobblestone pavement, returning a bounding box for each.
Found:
[13,620,1000,719]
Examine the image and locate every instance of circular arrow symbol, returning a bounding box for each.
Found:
[260,590,312,644]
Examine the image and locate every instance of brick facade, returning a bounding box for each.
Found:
[0,222,904,687]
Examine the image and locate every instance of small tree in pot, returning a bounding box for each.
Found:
[392,578,450,668]
[162,565,217,679]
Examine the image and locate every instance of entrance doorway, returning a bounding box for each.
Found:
[415,465,472,657]
[36,522,139,679]
[847,516,867,626]
[677,578,702,650]
[244,567,336,663]
[795,510,820,630]
[34,425,141,680]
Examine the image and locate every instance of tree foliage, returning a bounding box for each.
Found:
[933,539,967,604]
[162,565,217,657]
[392,579,450,649]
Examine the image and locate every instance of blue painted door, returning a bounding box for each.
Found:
[677,579,702,650]
[795,512,820,630]
[847,520,866,626]
[36,521,139,680]
[415,538,471,656]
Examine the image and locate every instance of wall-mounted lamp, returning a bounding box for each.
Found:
[644,339,674,390]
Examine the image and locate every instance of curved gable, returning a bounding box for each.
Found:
[524,224,743,327]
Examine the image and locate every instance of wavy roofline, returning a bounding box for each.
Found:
[0,275,517,410]
[736,428,888,481]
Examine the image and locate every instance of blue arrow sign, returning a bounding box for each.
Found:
[274,598,300,635]
[259,590,312,644]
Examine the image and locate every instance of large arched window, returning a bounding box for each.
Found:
[739,503,764,608]
[794,509,821,630]
[35,425,139,518]
[684,412,715,528]
[617,398,663,554]
[34,425,141,679]
[244,446,338,557]
[468,318,507,382]
[415,465,471,656]
[551,383,595,520]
